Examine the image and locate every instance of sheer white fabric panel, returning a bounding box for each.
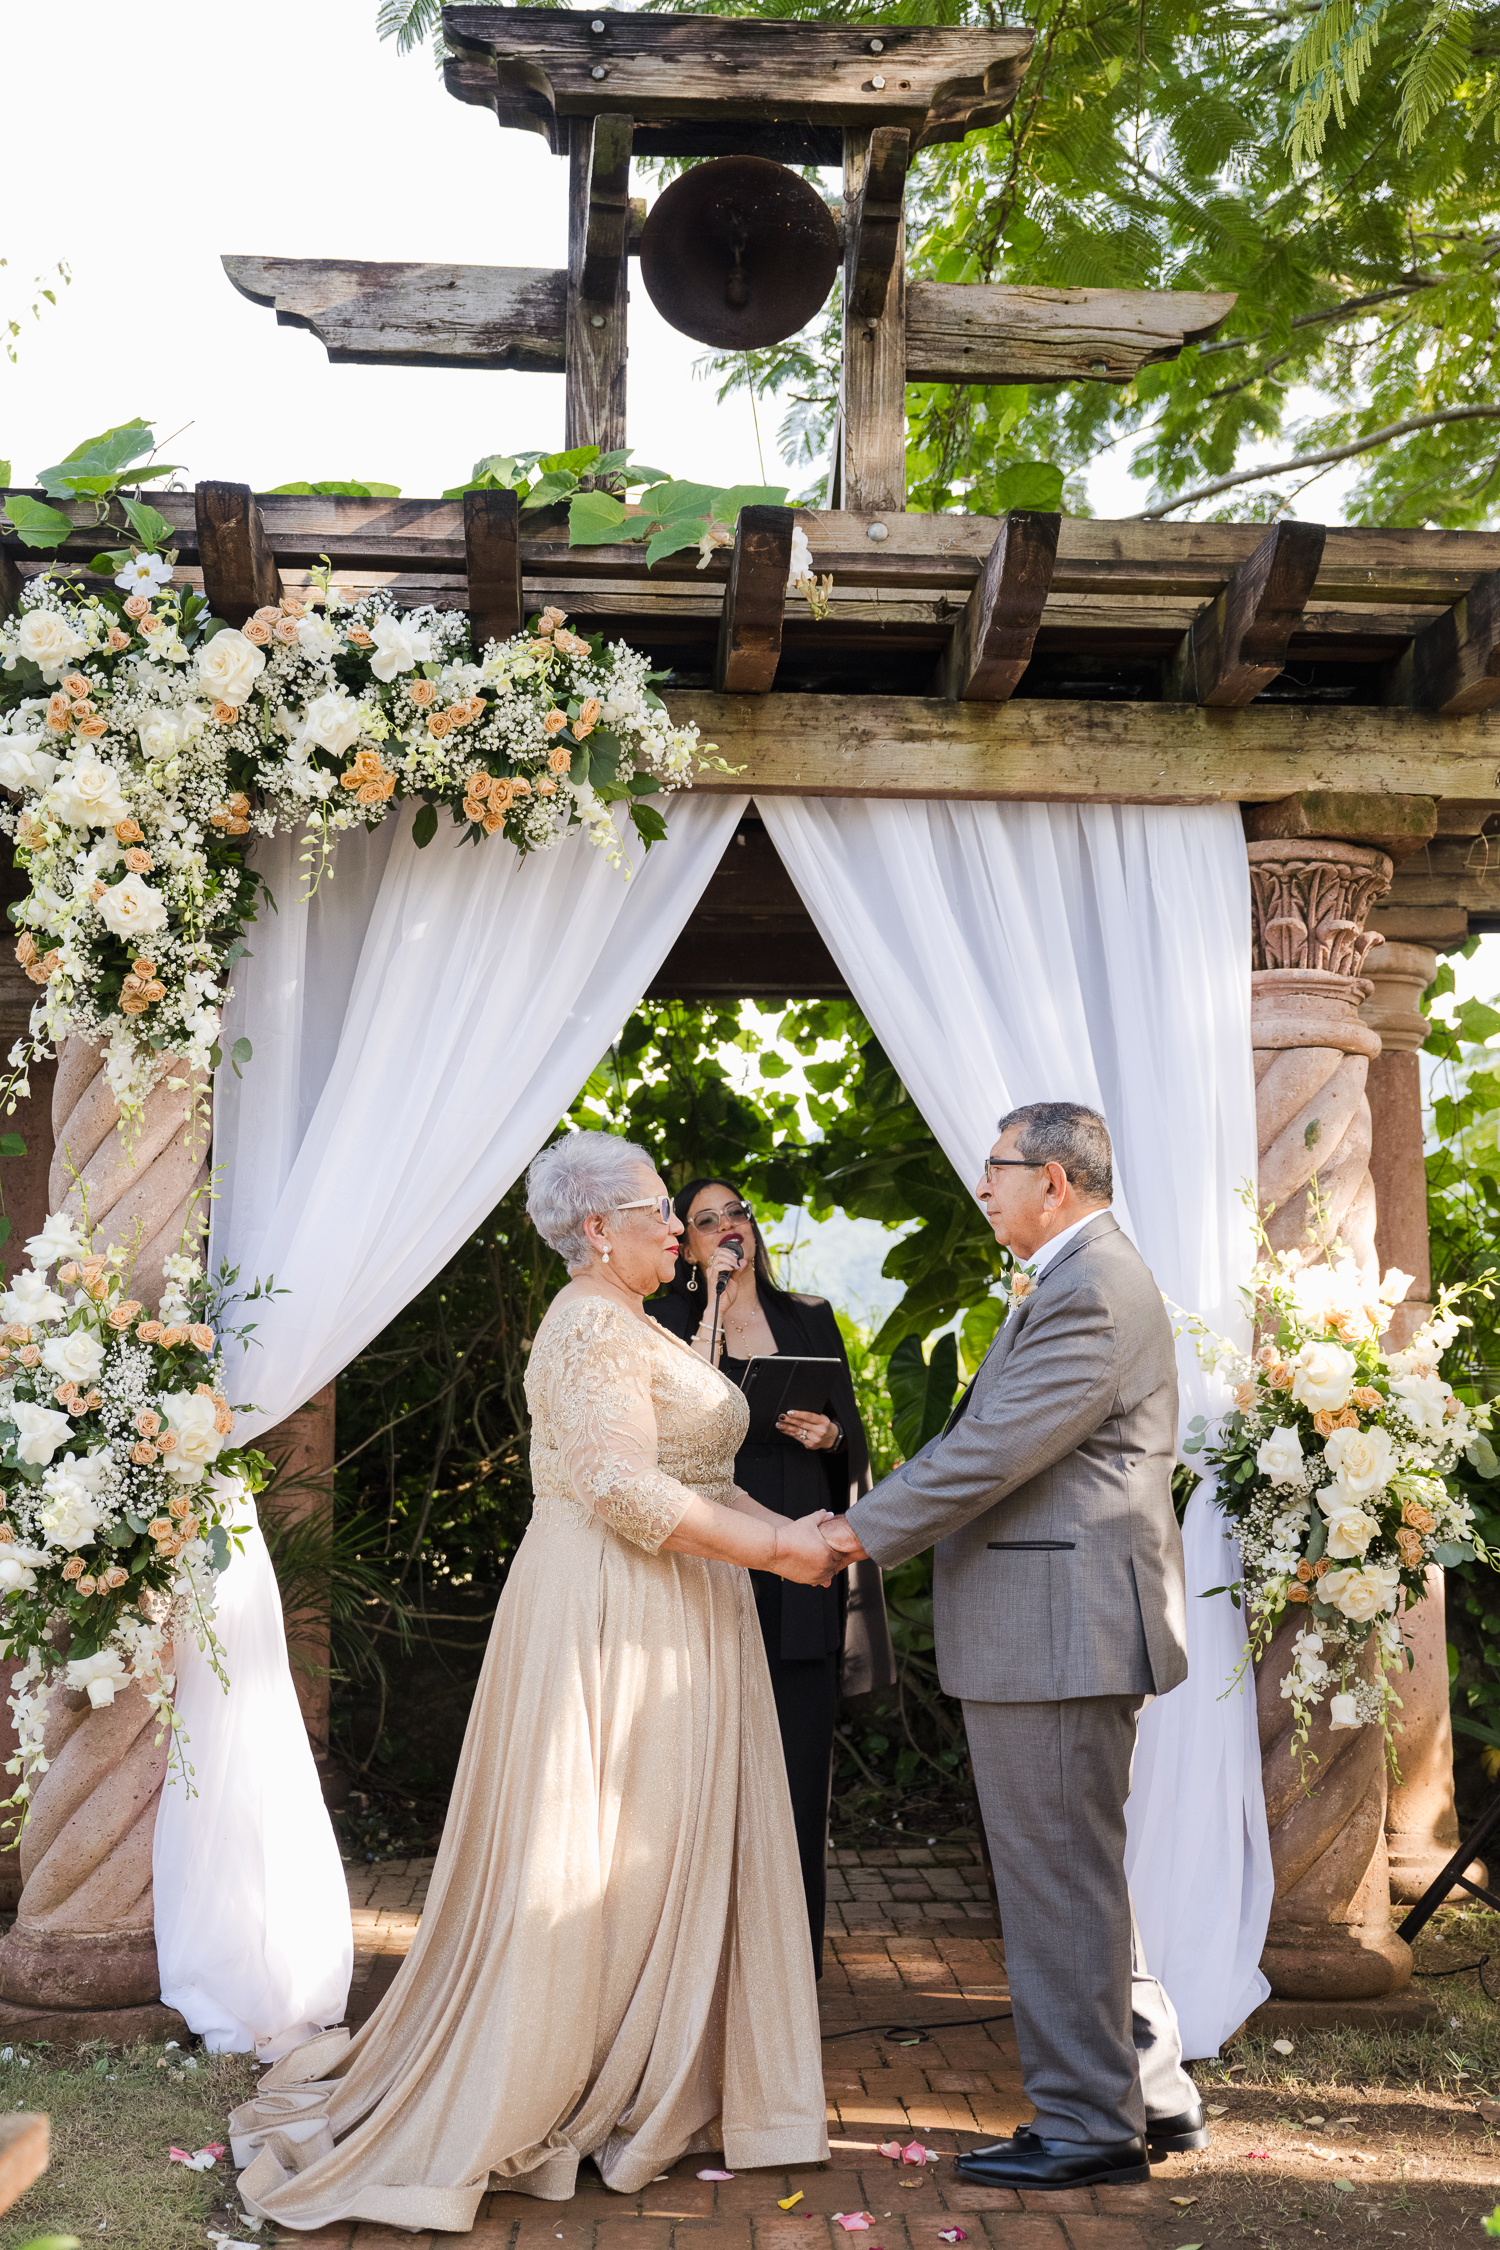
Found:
[156,794,747,2053]
[757,795,1270,2055]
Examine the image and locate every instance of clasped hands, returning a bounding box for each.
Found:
[773,1509,872,1586]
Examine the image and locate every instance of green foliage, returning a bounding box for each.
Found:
[678,0,1500,526]
[2,254,70,365]
[265,478,402,497]
[887,1331,960,1458]
[2,420,182,555]
[0,494,73,548]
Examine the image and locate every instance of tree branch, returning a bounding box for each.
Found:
[1131,403,1500,518]
[1196,274,1453,357]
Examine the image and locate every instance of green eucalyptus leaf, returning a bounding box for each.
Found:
[412,803,439,849]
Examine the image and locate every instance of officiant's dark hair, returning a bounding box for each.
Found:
[663,1174,791,1306]
[998,1101,1113,1201]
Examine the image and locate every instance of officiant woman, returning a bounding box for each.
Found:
[653,1176,893,1968]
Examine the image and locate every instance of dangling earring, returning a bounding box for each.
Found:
[686,1265,699,1293]
[601,1245,611,1265]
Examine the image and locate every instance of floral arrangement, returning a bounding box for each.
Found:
[0,1200,267,1825]
[1180,1235,1497,1763]
[0,560,720,1121]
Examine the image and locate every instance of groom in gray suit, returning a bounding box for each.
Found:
[819,1101,1205,2192]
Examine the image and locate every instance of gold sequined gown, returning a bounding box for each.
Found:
[232,1293,829,2235]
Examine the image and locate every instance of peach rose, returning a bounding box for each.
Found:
[462,796,487,825]
[107,1300,142,1329]
[356,775,395,806]
[169,1492,193,1520]
[537,778,557,797]
[135,1408,161,1437]
[537,606,567,635]
[148,1516,174,1538]
[279,595,307,619]
[76,1576,97,1599]
[548,743,571,774]
[465,770,493,801]
[1352,1386,1384,1412]
[119,982,151,1017]
[123,848,152,873]
[75,716,108,740]
[138,614,161,634]
[156,1431,180,1457]
[105,1566,129,1591]
[511,775,532,796]
[0,1527,13,1545]
[189,1324,215,1351]
[573,696,602,738]
[542,708,568,735]
[136,1320,164,1344]
[347,626,372,647]
[241,617,272,647]
[1296,1558,1315,1582]
[52,1382,78,1407]
[1396,1526,1424,1568]
[213,1403,234,1437]
[17,1347,40,1368]
[107,627,131,653]
[251,604,280,627]
[122,594,150,620]
[1010,1272,1036,1302]
[14,934,36,968]
[408,679,437,708]
[554,629,590,659]
[425,710,453,740]
[159,1324,189,1349]
[1313,1555,1331,1576]
[482,806,506,836]
[212,701,238,727]
[1400,1497,1436,1533]
[114,818,144,844]
[83,1390,102,1413]
[62,1555,84,1581]
[62,672,92,699]
[274,617,301,643]
[1233,1381,1257,1410]
[1286,1583,1311,1603]
[46,693,72,732]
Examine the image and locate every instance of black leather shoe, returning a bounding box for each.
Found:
[1146,2101,1210,2154]
[955,2128,1150,2190]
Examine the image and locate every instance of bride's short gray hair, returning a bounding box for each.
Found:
[527,1130,655,1273]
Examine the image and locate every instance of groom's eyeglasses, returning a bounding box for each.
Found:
[689,1202,754,1232]
[615,1196,676,1224]
[982,1158,1045,1180]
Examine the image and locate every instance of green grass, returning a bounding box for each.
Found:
[0,2038,259,2250]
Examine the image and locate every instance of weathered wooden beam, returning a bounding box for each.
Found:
[196,483,280,623]
[566,123,628,453]
[222,256,567,375]
[714,507,794,693]
[1381,835,1500,918]
[1384,568,1500,717]
[442,7,1033,152]
[464,488,523,651]
[905,283,1236,385]
[664,692,1500,807]
[1165,520,1326,706]
[579,114,634,304]
[840,128,905,515]
[935,510,1060,701]
[847,126,909,322]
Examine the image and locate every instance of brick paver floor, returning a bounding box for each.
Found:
[300,1850,1187,2250]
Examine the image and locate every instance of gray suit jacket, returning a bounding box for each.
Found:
[852,1211,1187,1704]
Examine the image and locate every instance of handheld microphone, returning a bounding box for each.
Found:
[709,1240,744,1364]
[715,1239,745,1296]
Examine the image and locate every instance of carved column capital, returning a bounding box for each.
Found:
[1248,839,1394,976]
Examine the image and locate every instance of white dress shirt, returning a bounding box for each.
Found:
[1025,1205,1113,1279]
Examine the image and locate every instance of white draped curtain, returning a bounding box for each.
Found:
[158,795,748,2053]
[160,786,1269,2063]
[757,796,1271,2055]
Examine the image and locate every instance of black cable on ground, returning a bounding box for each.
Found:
[1413,1953,1497,2001]
[822,2011,1013,2043]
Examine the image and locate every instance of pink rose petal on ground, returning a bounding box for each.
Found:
[697,2169,735,2181]
[878,2141,903,2160]
[198,2144,226,2159]
[834,2214,873,2231]
[938,2230,968,2242]
[1247,2149,1271,2160]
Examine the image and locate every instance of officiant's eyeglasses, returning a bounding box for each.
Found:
[688,1202,754,1232]
[615,1196,676,1224]
[982,1158,1045,1180]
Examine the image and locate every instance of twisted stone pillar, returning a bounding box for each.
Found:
[0,1034,206,2038]
[1250,840,1392,1281]
[1250,833,1414,2005]
[48,1035,209,1310]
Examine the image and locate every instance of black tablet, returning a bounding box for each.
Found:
[736,1356,842,1444]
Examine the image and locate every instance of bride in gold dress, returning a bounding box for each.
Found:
[233,1132,841,2236]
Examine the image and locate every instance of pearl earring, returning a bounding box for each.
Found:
[600,1245,611,1265]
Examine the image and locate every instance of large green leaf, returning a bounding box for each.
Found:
[567,490,632,545]
[887,1331,960,1460]
[2,493,75,548]
[991,462,1066,513]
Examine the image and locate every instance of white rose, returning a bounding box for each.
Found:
[295,615,339,660]
[1257,1426,1306,1485]
[1328,1692,1362,1729]
[0,738,59,794]
[38,1471,101,1552]
[137,704,209,760]
[1388,1369,1452,1438]
[97,874,168,940]
[1,1268,66,1327]
[40,1328,105,1387]
[1323,1422,1393,1498]
[6,1400,74,1467]
[1319,1565,1397,1624]
[1290,1339,1358,1413]
[160,1390,224,1484]
[47,759,130,830]
[59,1447,109,1494]
[65,1648,127,1708]
[24,1212,86,1270]
[16,608,90,683]
[1319,1498,1382,1560]
[194,628,266,708]
[366,613,434,682]
[0,1556,37,1596]
[293,688,365,759]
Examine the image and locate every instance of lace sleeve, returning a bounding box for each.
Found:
[539,1301,695,1553]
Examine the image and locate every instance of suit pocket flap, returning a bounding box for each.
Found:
[986,1540,1076,1551]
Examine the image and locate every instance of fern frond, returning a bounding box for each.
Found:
[375,0,444,55]
[1397,0,1474,143]
[1283,0,1403,166]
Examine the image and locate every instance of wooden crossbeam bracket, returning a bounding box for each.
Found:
[847,126,909,321]
[1165,520,1326,706]
[580,115,635,303]
[464,487,523,651]
[906,283,1236,384]
[840,128,906,513]
[934,510,1060,701]
[196,483,281,623]
[222,256,567,375]
[714,507,795,694]
[1384,567,1500,717]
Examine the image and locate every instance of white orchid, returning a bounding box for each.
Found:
[64,1648,128,1708]
[114,552,174,597]
[367,613,434,681]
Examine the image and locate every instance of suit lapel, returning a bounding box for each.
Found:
[939,1212,1117,1436]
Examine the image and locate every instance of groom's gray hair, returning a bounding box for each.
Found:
[528,1130,655,1272]
[997,1101,1113,1201]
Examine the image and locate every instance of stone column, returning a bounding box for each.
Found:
[1249,832,1414,2003]
[1359,944,1481,1903]
[0,1036,205,2040]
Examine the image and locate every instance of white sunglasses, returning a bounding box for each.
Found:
[613,1196,675,1223]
